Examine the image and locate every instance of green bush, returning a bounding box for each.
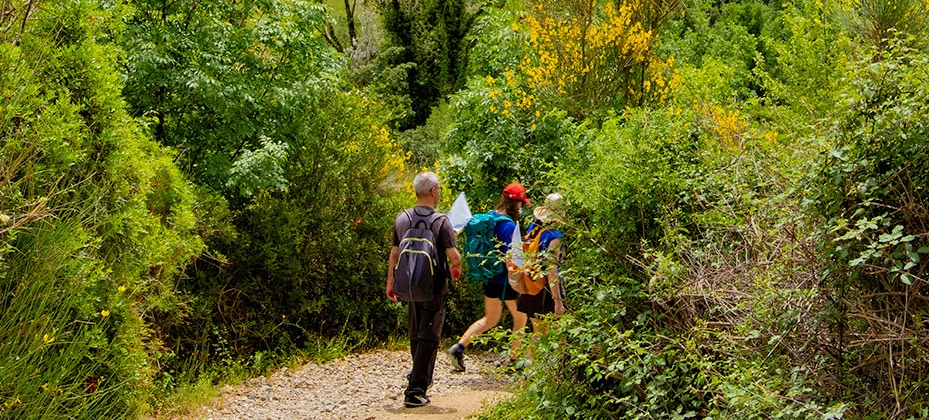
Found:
[490,50,850,414]
[157,88,411,369]
[662,0,780,105]
[558,108,704,283]
[378,0,477,127]
[1,1,201,416]
[441,8,586,205]
[116,0,417,372]
[805,42,929,415]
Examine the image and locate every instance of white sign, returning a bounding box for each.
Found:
[448,191,472,232]
[510,222,524,267]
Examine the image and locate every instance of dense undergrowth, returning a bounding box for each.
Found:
[471,0,929,418]
[2,0,929,418]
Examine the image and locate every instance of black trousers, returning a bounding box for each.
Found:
[406,292,446,393]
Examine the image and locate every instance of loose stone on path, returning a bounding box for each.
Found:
[197,349,513,420]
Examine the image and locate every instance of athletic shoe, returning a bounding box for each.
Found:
[446,345,465,372]
[403,388,430,407]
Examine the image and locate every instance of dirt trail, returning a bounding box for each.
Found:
[191,349,513,420]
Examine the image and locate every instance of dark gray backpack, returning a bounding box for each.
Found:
[393,210,445,302]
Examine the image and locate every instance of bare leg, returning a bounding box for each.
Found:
[504,299,527,332]
[458,297,504,347]
[505,300,527,360]
[519,317,549,361]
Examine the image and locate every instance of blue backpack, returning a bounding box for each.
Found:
[464,211,512,284]
[393,210,444,302]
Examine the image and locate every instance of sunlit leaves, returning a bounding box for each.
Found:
[121,0,339,195]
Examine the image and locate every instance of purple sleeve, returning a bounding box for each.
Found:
[437,216,457,250]
[391,212,406,247]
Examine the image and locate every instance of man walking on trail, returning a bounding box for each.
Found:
[386,171,462,408]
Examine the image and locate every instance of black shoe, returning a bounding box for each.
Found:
[404,388,430,408]
[446,345,465,372]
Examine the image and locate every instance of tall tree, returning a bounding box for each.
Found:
[379,0,479,128]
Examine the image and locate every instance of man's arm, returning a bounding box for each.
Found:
[447,247,462,281]
[437,216,461,281]
[386,246,399,301]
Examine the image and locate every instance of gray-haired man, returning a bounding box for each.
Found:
[386,171,462,407]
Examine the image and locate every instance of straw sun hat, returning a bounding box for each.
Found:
[533,193,565,223]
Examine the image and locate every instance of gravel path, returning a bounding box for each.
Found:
[196,349,514,420]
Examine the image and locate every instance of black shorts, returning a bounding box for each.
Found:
[516,289,554,319]
[483,281,518,301]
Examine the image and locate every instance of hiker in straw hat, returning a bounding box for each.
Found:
[516,193,567,333]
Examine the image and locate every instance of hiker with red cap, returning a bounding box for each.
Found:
[446,183,530,372]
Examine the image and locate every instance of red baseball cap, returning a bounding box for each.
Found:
[502,183,531,206]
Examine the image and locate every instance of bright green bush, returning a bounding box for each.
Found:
[484,301,844,419]
[480,100,852,417]
[1,1,202,416]
[662,0,780,105]
[558,108,704,282]
[120,0,340,196]
[171,90,410,360]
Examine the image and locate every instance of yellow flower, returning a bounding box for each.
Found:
[4,396,21,408]
[101,310,110,317]
[531,124,537,130]
[43,333,55,344]
[117,285,126,293]
[485,75,495,85]
[0,214,9,224]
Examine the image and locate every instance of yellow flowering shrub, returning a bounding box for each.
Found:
[519,0,682,116]
[367,123,413,199]
[694,101,784,152]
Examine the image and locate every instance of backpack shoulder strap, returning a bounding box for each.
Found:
[409,208,438,230]
[527,225,553,245]
[398,209,415,236]
[492,211,513,224]
[427,212,449,272]
[427,212,445,235]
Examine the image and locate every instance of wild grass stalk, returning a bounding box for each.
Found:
[0,217,130,417]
